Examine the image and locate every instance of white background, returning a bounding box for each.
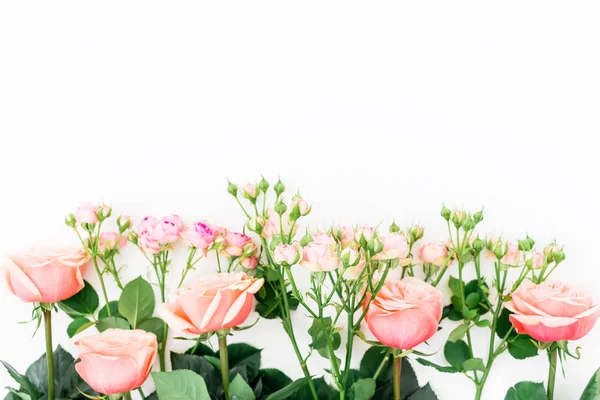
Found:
[1,1,600,399]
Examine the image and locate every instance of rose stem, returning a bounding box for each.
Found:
[393,356,402,400]
[547,347,558,400]
[218,331,230,400]
[43,308,55,400]
[123,392,133,400]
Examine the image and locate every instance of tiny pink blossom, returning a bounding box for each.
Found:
[75,203,99,224]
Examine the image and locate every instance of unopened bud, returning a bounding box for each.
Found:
[473,209,484,224]
[227,181,238,197]
[553,249,566,263]
[451,209,466,227]
[493,243,507,259]
[341,247,360,267]
[64,213,76,228]
[518,238,533,252]
[247,216,264,233]
[242,242,257,258]
[258,176,269,193]
[289,203,301,221]
[472,237,485,253]
[243,184,258,201]
[274,179,285,196]
[96,204,112,221]
[274,201,287,216]
[409,225,425,241]
[128,231,139,245]
[300,230,313,247]
[369,236,384,254]
[441,205,451,221]
[389,221,400,233]
[117,215,132,232]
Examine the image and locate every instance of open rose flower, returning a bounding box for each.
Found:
[373,233,410,264]
[299,242,340,272]
[312,232,336,246]
[273,243,301,265]
[75,329,157,395]
[159,272,264,334]
[222,232,253,257]
[182,221,216,254]
[3,246,89,303]
[364,277,443,349]
[75,203,99,224]
[506,281,600,342]
[98,232,128,253]
[418,241,449,267]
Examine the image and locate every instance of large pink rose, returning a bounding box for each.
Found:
[182,221,216,254]
[299,242,340,272]
[3,246,89,303]
[505,281,600,342]
[364,277,443,349]
[159,272,264,335]
[373,233,410,263]
[418,241,449,267]
[75,329,157,395]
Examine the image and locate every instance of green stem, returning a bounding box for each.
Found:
[218,333,230,400]
[137,387,145,399]
[393,357,401,400]
[547,347,558,400]
[159,273,168,372]
[92,255,112,316]
[342,294,356,392]
[372,349,391,380]
[123,392,132,400]
[431,265,448,287]
[110,258,124,290]
[43,309,55,400]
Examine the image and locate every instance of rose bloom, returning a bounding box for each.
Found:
[75,329,157,395]
[338,226,356,248]
[365,278,443,350]
[506,281,600,342]
[273,243,301,265]
[312,232,336,246]
[262,208,296,239]
[98,232,127,253]
[75,203,98,224]
[137,231,162,254]
[159,272,264,334]
[3,246,89,303]
[299,242,340,272]
[223,232,253,257]
[373,233,410,262]
[240,256,258,269]
[182,221,216,254]
[418,241,449,267]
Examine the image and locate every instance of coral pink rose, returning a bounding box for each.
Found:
[75,203,99,224]
[223,232,253,257]
[299,242,340,272]
[273,243,301,265]
[98,232,127,253]
[182,221,216,254]
[262,209,296,239]
[364,277,443,349]
[75,329,157,395]
[373,233,410,262]
[3,246,89,303]
[418,241,449,267]
[159,272,264,335]
[505,281,600,342]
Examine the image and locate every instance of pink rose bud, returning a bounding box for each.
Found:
[98,232,127,253]
[341,253,366,280]
[3,246,89,303]
[356,227,375,244]
[290,197,311,216]
[364,278,443,350]
[273,243,301,265]
[182,221,216,254]
[223,232,253,257]
[243,184,258,200]
[312,232,336,246]
[501,242,521,266]
[117,215,133,231]
[151,215,184,245]
[96,204,112,220]
[75,203,99,224]
[526,251,545,269]
[506,281,600,342]
[159,272,264,334]
[340,247,360,267]
[373,233,410,263]
[418,241,449,267]
[247,216,265,233]
[240,256,258,269]
[262,209,296,239]
[299,242,340,272]
[339,226,356,249]
[75,329,157,395]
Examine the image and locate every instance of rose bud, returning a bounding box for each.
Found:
[299,242,340,272]
[117,215,133,232]
[501,241,521,266]
[506,281,600,342]
[246,216,265,233]
[373,233,410,264]
[75,203,99,224]
[3,246,89,303]
[364,278,443,350]
[340,247,360,268]
[98,232,128,253]
[356,227,375,245]
[525,251,544,269]
[418,241,449,267]
[159,272,264,334]
[409,225,425,242]
[240,256,258,269]
[74,329,157,395]
[96,204,112,221]
[137,231,162,254]
[341,253,366,280]
[339,226,356,249]
[290,197,310,216]
[262,209,295,239]
[243,183,258,201]
[222,232,253,257]
[182,221,216,255]
[273,243,301,266]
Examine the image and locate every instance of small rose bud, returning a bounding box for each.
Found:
[291,196,310,216]
[227,181,238,197]
[461,217,475,231]
[300,230,313,247]
[472,236,485,253]
[389,221,400,233]
[553,249,566,263]
[246,216,264,233]
[273,243,301,266]
[117,215,133,232]
[441,205,451,221]
[369,236,384,254]
[493,243,507,259]
[289,203,302,221]
[242,242,257,258]
[65,213,77,228]
[258,176,269,193]
[409,225,425,242]
[75,203,99,224]
[243,184,258,201]
[128,231,139,245]
[473,209,484,223]
[451,209,466,227]
[274,179,285,196]
[96,204,112,220]
[341,247,360,267]
[274,201,288,216]
[518,238,533,252]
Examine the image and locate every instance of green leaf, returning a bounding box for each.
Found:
[265,376,307,400]
[152,370,211,400]
[294,377,336,400]
[58,281,99,318]
[66,317,95,338]
[504,381,546,400]
[349,378,375,400]
[461,358,485,372]
[359,347,391,382]
[496,308,517,340]
[444,340,470,370]
[448,323,470,342]
[98,300,121,319]
[185,341,215,357]
[118,276,155,328]
[508,335,539,360]
[229,374,256,400]
[139,317,166,342]
[416,358,460,373]
[218,343,262,382]
[170,353,222,398]
[465,293,481,309]
[475,319,492,328]
[448,275,462,297]
[96,316,131,332]
[580,367,600,400]
[0,360,41,399]
[406,383,439,400]
[259,368,293,398]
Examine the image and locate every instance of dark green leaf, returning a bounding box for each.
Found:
[496,308,517,340]
[265,376,307,400]
[508,335,539,360]
[444,340,470,370]
[66,317,95,338]
[349,378,375,400]
[59,281,99,318]
[0,360,41,399]
[359,347,392,382]
[465,293,481,310]
[170,352,222,398]
[294,377,335,400]
[504,381,546,400]
[96,316,130,332]
[138,317,166,342]
[98,301,121,319]
[580,367,600,400]
[416,358,460,373]
[461,358,485,372]
[152,370,211,400]
[118,276,155,328]
[185,341,215,357]
[406,383,439,400]
[218,343,262,382]
[229,374,255,400]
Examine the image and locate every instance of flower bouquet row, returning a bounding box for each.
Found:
[2,177,600,400]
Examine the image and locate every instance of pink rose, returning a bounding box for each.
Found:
[138,216,159,232]
[299,242,340,272]
[339,226,356,248]
[159,272,264,334]
[96,204,112,220]
[75,329,157,395]
[223,232,253,257]
[373,233,410,262]
[240,256,258,269]
[182,222,216,254]
[151,215,184,244]
[364,277,443,349]
[262,208,296,239]
[418,241,449,267]
[340,248,366,280]
[98,232,127,253]
[501,242,521,266]
[312,232,336,246]
[528,251,544,269]
[273,243,301,265]
[137,231,162,254]
[356,226,375,242]
[75,203,99,224]
[506,281,600,342]
[3,246,89,303]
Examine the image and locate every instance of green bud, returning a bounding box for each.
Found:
[553,249,566,263]
[369,236,384,254]
[451,210,466,228]
[289,203,301,221]
[274,201,287,216]
[493,244,507,259]
[518,239,533,252]
[409,225,425,241]
[441,205,451,221]
[389,221,400,233]
[300,230,313,247]
[274,179,285,196]
[472,237,485,253]
[227,181,238,197]
[64,213,76,228]
[473,209,484,223]
[128,231,139,245]
[258,176,269,192]
[462,218,476,231]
